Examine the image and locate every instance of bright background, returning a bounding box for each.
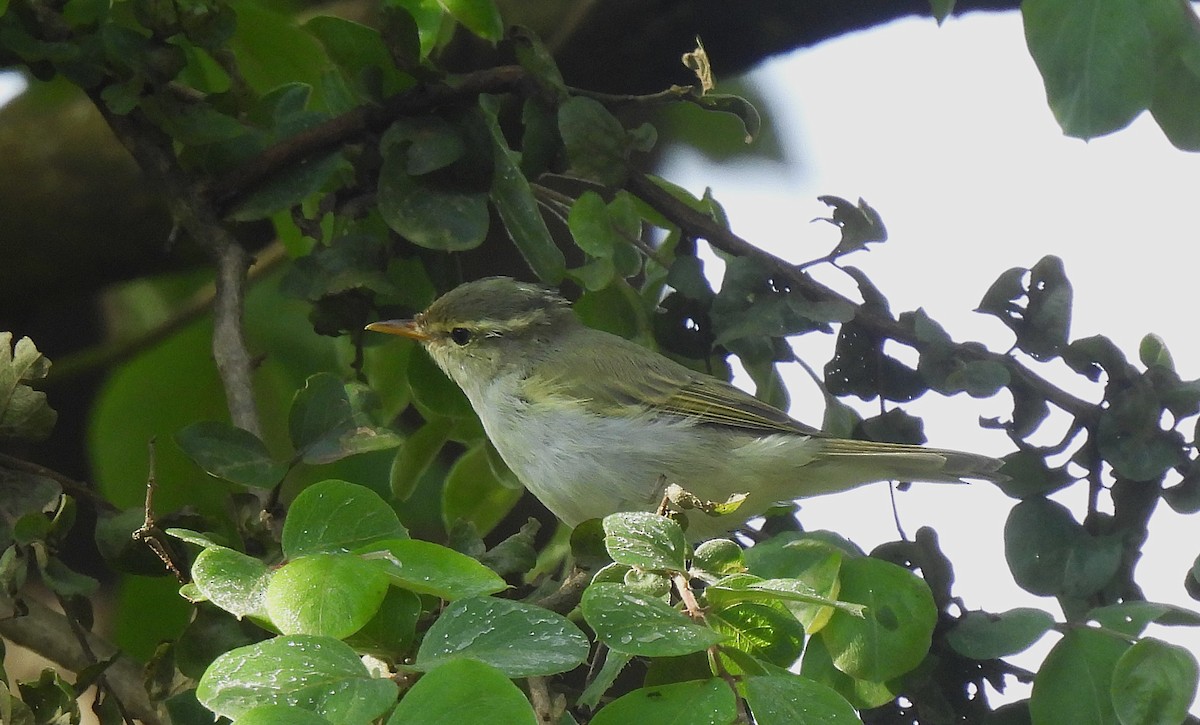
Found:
[663,10,1200,711]
[1,6,1197,713]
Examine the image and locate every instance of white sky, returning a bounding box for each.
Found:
[1,7,1195,713]
[663,10,1200,713]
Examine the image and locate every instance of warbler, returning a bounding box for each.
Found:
[367,277,1004,539]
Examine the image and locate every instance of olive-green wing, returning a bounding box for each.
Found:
[525,329,821,436]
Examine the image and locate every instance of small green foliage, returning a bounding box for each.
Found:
[602,511,689,573]
[946,608,1056,660]
[362,537,506,599]
[387,659,536,725]
[1030,628,1129,725]
[413,596,589,676]
[0,333,56,441]
[744,675,861,725]
[441,441,523,535]
[282,479,408,557]
[479,95,566,283]
[582,582,726,657]
[176,421,287,489]
[817,557,937,683]
[266,553,390,638]
[1004,497,1122,599]
[198,635,399,723]
[288,374,404,464]
[977,255,1072,361]
[590,678,737,725]
[558,96,631,186]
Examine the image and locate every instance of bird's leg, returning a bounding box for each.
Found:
[654,474,674,517]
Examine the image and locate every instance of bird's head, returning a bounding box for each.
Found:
[366,276,576,393]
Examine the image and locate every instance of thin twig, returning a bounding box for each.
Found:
[534,568,592,615]
[211,242,262,437]
[133,439,187,583]
[526,675,560,725]
[672,572,705,621]
[211,65,530,212]
[0,453,116,512]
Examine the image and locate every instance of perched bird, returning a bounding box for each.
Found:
[367,277,1004,539]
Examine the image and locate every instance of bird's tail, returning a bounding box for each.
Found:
[796,437,1006,495]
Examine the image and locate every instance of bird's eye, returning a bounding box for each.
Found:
[449,327,472,346]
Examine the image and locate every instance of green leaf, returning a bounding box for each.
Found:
[578,650,634,710]
[413,596,589,677]
[686,93,761,143]
[581,582,725,656]
[1149,33,1200,151]
[995,450,1074,499]
[387,659,536,724]
[590,679,737,725]
[946,608,1056,660]
[1097,382,1184,482]
[478,96,566,282]
[746,536,846,633]
[0,333,56,441]
[438,0,502,42]
[568,191,617,257]
[743,674,861,725]
[304,15,408,96]
[229,151,347,221]
[799,634,897,710]
[235,704,334,725]
[344,587,421,657]
[558,96,629,186]
[190,545,272,621]
[1138,333,1175,370]
[377,143,489,251]
[1004,497,1123,600]
[691,539,746,582]
[929,0,956,24]
[265,553,390,638]
[361,538,506,599]
[282,479,408,558]
[197,635,398,723]
[227,0,328,97]
[1110,638,1199,725]
[442,443,523,536]
[175,421,287,489]
[815,195,888,258]
[289,373,403,464]
[1030,628,1128,725]
[706,575,864,620]
[1003,497,1081,596]
[602,512,689,573]
[818,556,937,682]
[1022,0,1153,139]
[389,417,451,501]
[707,600,805,668]
[1088,601,1200,637]
[976,257,1073,361]
[382,117,467,176]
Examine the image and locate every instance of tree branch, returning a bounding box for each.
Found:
[624,170,1097,422]
[211,65,531,214]
[87,97,263,438]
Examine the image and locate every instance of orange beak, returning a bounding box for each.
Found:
[364,319,430,341]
